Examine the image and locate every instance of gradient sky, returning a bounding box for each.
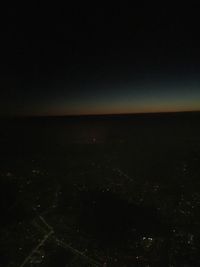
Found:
[34,80,200,116]
[1,4,200,116]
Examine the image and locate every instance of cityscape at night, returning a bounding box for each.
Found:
[1,4,200,267]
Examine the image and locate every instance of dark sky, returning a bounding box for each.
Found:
[1,4,200,116]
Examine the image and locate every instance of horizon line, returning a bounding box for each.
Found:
[1,109,200,119]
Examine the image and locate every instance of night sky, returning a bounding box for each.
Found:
[1,4,200,116]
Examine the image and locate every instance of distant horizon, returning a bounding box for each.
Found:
[2,109,200,119]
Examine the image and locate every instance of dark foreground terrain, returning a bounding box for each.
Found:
[1,112,200,266]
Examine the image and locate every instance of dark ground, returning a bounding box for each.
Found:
[1,112,200,266]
